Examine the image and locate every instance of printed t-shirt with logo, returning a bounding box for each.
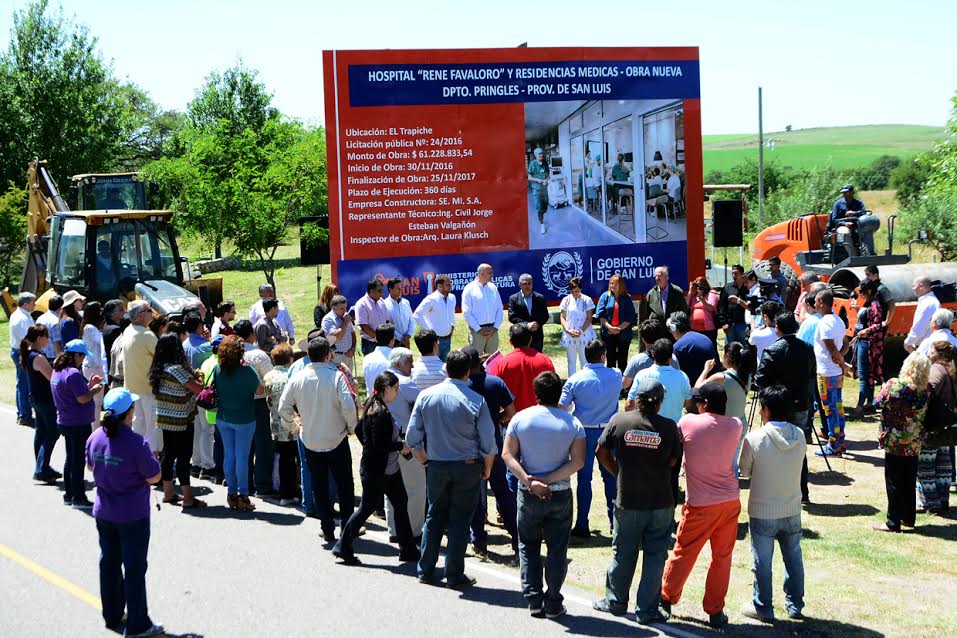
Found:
[598,410,682,510]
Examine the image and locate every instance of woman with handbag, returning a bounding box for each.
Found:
[918,341,956,513]
[873,351,931,532]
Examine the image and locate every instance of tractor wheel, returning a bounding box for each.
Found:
[751,259,801,311]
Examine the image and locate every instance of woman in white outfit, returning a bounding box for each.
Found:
[559,276,596,375]
[80,301,108,429]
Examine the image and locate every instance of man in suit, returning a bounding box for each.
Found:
[639,266,689,326]
[508,273,551,352]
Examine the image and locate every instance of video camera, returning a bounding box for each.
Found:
[745,278,781,314]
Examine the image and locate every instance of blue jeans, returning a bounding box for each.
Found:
[749,515,804,617]
[517,488,573,610]
[217,419,255,496]
[855,338,873,408]
[575,427,616,531]
[303,437,354,536]
[438,335,452,362]
[12,348,31,421]
[97,517,152,634]
[726,323,749,346]
[604,506,674,619]
[32,400,59,476]
[252,398,275,493]
[297,438,338,516]
[419,461,482,584]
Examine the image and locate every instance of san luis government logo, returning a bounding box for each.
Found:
[542,251,584,296]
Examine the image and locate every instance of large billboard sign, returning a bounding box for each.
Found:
[323,47,703,306]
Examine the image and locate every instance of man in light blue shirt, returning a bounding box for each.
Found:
[629,338,692,422]
[503,370,586,619]
[37,294,64,359]
[406,350,497,589]
[182,313,213,369]
[559,339,622,536]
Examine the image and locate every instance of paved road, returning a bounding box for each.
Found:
[0,404,714,638]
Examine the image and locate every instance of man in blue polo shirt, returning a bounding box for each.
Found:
[559,339,622,537]
[829,184,876,254]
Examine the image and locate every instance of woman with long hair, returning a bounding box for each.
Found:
[213,335,263,511]
[696,341,757,472]
[82,301,108,429]
[851,279,884,417]
[688,276,720,347]
[149,333,206,508]
[595,273,636,374]
[559,276,596,375]
[148,315,168,338]
[873,351,931,532]
[21,324,59,483]
[60,292,84,343]
[332,370,419,565]
[51,340,105,507]
[86,388,164,637]
[314,284,341,328]
[918,341,956,513]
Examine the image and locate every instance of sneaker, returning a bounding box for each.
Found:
[446,574,477,590]
[708,611,729,628]
[660,599,672,616]
[741,603,774,623]
[125,623,165,637]
[636,611,669,625]
[592,599,626,616]
[545,605,566,619]
[787,609,804,620]
[529,602,545,618]
[814,445,842,458]
[62,494,73,506]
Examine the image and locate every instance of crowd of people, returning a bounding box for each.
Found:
[7,260,956,635]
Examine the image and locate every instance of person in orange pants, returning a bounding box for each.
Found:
[660,383,742,629]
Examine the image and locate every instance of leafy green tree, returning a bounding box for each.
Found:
[852,154,901,190]
[890,154,935,206]
[760,163,851,230]
[0,0,144,186]
[898,187,957,261]
[0,183,27,288]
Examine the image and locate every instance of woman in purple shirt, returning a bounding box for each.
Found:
[51,339,104,508]
[86,388,164,637]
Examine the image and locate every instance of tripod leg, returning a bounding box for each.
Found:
[811,419,833,472]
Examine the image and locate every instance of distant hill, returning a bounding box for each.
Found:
[702,124,944,175]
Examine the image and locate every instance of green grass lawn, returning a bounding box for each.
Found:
[702,124,943,174]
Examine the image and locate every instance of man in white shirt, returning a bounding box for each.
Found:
[918,308,957,355]
[249,283,295,344]
[383,347,426,540]
[411,330,447,390]
[235,318,276,496]
[37,294,64,358]
[10,292,36,425]
[812,291,850,457]
[362,323,395,396]
[384,277,415,349]
[413,274,456,361]
[905,276,941,352]
[665,171,682,202]
[278,336,357,542]
[749,301,783,364]
[462,263,503,356]
[321,295,356,374]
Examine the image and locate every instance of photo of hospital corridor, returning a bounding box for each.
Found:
[524,99,687,250]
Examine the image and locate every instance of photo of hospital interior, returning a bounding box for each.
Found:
[524,99,687,250]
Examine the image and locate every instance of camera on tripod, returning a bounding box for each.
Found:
[745,278,780,313]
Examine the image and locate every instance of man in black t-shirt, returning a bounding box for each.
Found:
[717,264,750,346]
[591,378,682,625]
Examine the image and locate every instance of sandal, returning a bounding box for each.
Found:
[162,494,182,505]
[182,498,207,509]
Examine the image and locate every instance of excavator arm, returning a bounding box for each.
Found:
[22,158,68,297]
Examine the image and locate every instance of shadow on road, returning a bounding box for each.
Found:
[181,505,304,526]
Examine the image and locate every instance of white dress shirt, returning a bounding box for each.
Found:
[413,291,456,337]
[249,299,295,342]
[278,361,357,453]
[461,280,503,332]
[905,292,941,350]
[362,346,393,396]
[383,296,415,341]
[918,328,957,355]
[9,307,33,349]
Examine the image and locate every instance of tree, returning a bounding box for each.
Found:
[898,187,957,261]
[785,125,793,132]
[890,154,935,206]
[761,162,851,231]
[0,183,27,288]
[0,0,144,187]
[852,154,901,190]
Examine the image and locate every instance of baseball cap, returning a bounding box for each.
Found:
[635,377,664,399]
[692,381,727,405]
[103,388,139,414]
[840,184,855,193]
[64,339,89,356]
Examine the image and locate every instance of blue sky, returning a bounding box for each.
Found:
[2,0,954,134]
